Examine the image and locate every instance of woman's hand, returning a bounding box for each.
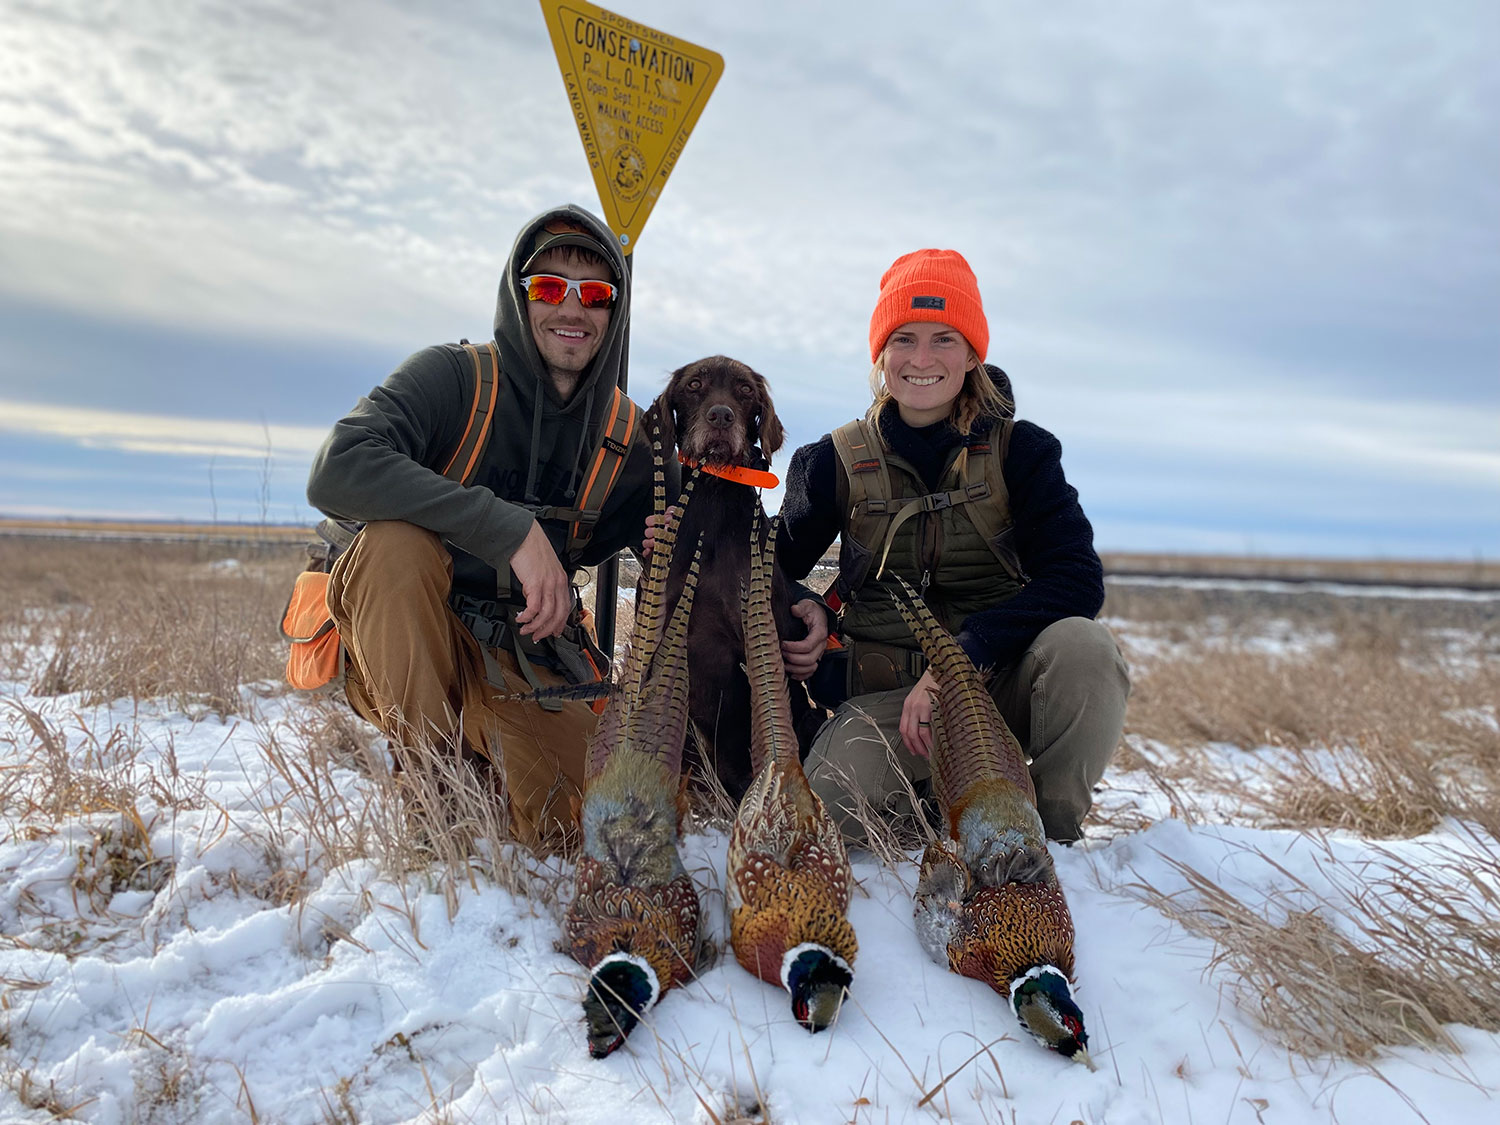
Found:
[640,504,681,559]
[899,669,940,758]
[781,598,829,681]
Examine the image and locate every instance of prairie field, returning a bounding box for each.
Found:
[0,535,1496,1124]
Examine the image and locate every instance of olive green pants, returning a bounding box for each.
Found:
[327,521,592,852]
[804,617,1130,843]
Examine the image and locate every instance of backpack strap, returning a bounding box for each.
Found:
[441,341,501,484]
[954,418,1025,582]
[830,417,892,602]
[306,342,499,573]
[566,386,639,555]
[524,386,639,558]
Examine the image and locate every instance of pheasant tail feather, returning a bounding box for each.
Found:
[743,511,799,777]
[891,577,1034,812]
[585,425,697,778]
[632,535,703,776]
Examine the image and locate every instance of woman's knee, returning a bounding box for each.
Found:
[806,706,889,804]
[1035,617,1129,688]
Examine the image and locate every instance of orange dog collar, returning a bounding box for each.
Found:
[678,454,779,489]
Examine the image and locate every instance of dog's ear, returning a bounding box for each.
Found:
[752,373,785,458]
[649,377,679,453]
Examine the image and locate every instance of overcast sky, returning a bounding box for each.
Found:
[2,0,1496,558]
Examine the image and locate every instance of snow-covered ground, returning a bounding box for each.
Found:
[1,609,1497,1124]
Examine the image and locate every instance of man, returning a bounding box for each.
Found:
[307,205,658,850]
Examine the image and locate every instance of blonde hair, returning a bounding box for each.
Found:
[868,341,1012,438]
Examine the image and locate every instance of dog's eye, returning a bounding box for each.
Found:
[737,384,753,397]
[687,378,701,391]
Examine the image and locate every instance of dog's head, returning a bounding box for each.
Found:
[655,355,784,468]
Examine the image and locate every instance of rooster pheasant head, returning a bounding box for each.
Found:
[582,952,660,1059]
[783,943,852,1034]
[1010,965,1094,1068]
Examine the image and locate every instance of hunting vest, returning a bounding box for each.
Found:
[831,412,1028,658]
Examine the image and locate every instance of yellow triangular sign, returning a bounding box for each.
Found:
[540,0,724,255]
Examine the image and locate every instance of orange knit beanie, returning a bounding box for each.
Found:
[868,249,988,362]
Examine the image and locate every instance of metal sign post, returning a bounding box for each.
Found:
[539,0,723,654]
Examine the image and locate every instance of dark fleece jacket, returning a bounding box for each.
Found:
[778,370,1104,672]
[306,205,659,600]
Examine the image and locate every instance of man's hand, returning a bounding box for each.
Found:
[640,504,681,559]
[511,521,572,640]
[899,669,940,758]
[781,598,829,682]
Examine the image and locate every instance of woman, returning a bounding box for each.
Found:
[779,249,1129,844]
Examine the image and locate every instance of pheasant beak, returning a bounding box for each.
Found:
[1073,1046,1097,1071]
[589,1030,627,1060]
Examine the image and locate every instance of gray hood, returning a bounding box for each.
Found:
[491,203,631,505]
[495,205,629,410]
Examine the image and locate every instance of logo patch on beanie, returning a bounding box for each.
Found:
[911,295,946,310]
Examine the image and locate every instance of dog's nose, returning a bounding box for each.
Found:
[707,404,735,429]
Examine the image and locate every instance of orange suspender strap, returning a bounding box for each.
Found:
[568,386,639,551]
[441,342,500,484]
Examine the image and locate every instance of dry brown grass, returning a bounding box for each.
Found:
[242,694,572,923]
[0,538,304,717]
[1100,579,1500,1066]
[1105,584,1500,837]
[1100,551,1500,588]
[0,519,311,540]
[1120,825,1500,1060]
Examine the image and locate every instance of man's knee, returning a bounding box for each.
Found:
[330,521,452,623]
[345,521,450,588]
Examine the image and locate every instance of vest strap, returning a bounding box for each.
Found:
[830,412,1019,600]
[875,480,994,579]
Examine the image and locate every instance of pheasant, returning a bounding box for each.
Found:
[727,511,857,1032]
[894,578,1093,1068]
[565,449,703,1059]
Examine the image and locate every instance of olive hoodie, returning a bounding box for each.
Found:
[306,204,658,600]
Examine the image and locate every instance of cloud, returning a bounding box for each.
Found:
[0,399,328,461]
[6,0,1492,390]
[0,0,1494,554]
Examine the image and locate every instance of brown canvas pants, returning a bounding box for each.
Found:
[327,521,593,851]
[804,617,1130,844]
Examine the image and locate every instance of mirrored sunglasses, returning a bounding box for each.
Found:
[520,274,618,309]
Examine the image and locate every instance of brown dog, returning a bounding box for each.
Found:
[651,355,821,800]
